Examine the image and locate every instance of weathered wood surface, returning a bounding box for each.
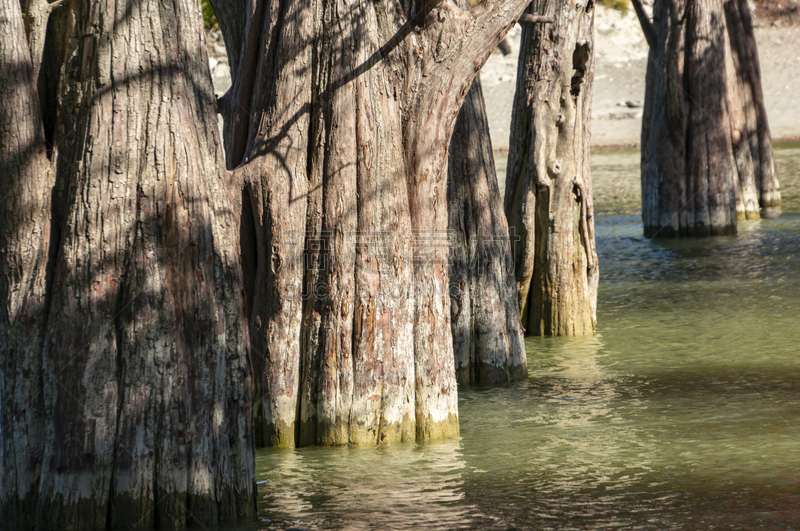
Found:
[448,79,527,384]
[637,0,779,238]
[505,0,599,336]
[2,0,255,526]
[0,0,53,525]
[212,0,536,445]
[2,0,544,525]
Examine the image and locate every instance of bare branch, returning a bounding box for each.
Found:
[631,0,657,48]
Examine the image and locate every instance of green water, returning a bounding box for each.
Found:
[255,142,800,530]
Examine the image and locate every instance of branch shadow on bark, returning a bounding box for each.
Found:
[2,0,257,527]
[210,0,536,447]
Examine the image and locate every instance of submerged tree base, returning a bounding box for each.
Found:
[637,0,780,238]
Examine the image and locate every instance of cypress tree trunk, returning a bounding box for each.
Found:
[504,0,599,336]
[724,0,780,210]
[448,79,527,384]
[1,0,256,526]
[0,0,52,524]
[211,0,537,446]
[635,0,779,238]
[3,0,543,523]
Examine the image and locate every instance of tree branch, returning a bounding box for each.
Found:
[631,0,657,48]
[518,14,554,24]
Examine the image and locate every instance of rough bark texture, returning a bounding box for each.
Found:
[1,0,256,527]
[448,79,527,384]
[0,0,53,525]
[638,0,779,238]
[504,0,599,336]
[210,0,534,447]
[3,0,540,523]
[723,0,779,210]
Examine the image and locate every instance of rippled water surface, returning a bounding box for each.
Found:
[255,142,800,530]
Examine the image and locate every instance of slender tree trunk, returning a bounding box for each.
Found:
[448,79,527,384]
[0,0,52,524]
[724,0,779,210]
[1,0,256,526]
[504,0,599,336]
[636,0,779,238]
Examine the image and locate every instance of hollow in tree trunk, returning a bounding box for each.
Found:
[504,0,599,337]
[634,0,779,238]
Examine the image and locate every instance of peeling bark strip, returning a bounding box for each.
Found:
[448,79,527,384]
[638,0,779,238]
[1,0,255,526]
[211,0,536,446]
[504,0,599,336]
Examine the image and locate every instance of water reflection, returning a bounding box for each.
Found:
[257,440,480,530]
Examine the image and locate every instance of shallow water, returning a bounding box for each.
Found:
[255,142,800,530]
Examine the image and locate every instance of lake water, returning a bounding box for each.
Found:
[254,142,800,530]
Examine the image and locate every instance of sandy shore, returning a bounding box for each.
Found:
[207,6,800,149]
[480,6,800,148]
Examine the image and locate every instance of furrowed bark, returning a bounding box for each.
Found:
[211,0,535,447]
[640,0,779,237]
[402,0,534,437]
[234,0,314,448]
[505,0,599,336]
[345,0,417,445]
[723,0,779,210]
[315,0,359,444]
[448,79,527,384]
[2,0,256,526]
[21,0,59,82]
[0,0,52,525]
[641,0,688,236]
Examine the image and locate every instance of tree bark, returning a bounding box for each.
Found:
[211,0,535,446]
[448,79,527,384]
[638,0,779,238]
[723,0,779,209]
[504,0,599,336]
[1,0,256,526]
[3,0,542,524]
[0,0,52,525]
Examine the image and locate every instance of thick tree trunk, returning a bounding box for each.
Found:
[4,0,540,523]
[637,0,779,238]
[212,0,534,446]
[504,0,599,336]
[1,0,256,527]
[448,79,527,384]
